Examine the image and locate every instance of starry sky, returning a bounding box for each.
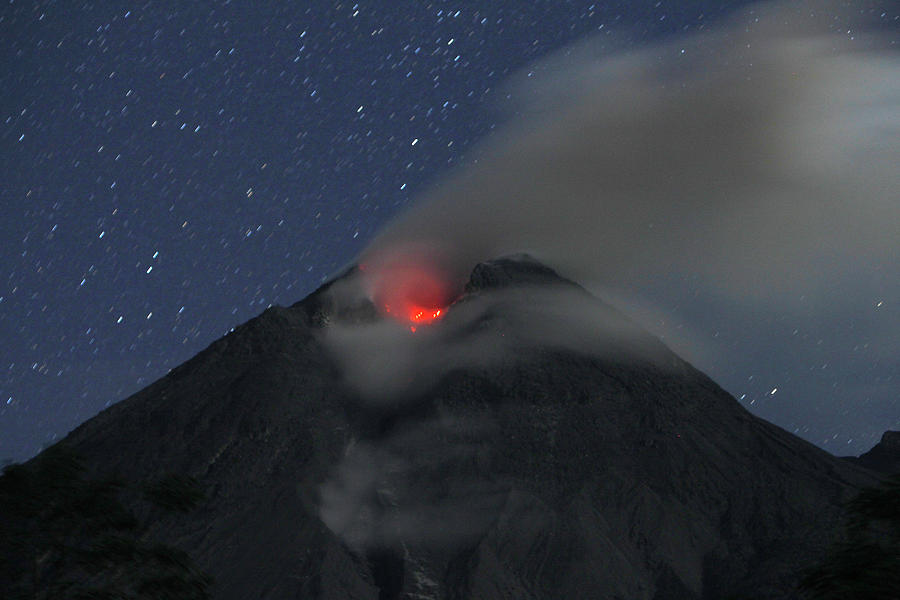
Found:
[1,1,897,463]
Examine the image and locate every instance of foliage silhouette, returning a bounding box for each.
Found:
[798,474,900,599]
[0,444,211,599]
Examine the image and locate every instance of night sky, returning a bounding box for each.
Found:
[2,1,897,463]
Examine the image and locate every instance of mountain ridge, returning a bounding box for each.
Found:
[11,256,887,599]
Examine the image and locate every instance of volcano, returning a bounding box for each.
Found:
[2,256,889,599]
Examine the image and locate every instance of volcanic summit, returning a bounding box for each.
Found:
[1,255,887,599]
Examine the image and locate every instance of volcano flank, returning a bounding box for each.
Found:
[1,256,890,599]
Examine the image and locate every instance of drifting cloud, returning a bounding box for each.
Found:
[316,1,900,552]
[321,274,681,403]
[321,0,899,407]
[318,415,507,551]
[359,2,899,311]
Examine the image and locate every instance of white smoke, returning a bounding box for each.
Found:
[317,1,900,552]
[360,2,899,313]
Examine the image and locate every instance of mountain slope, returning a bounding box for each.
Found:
[844,431,900,476]
[28,257,881,599]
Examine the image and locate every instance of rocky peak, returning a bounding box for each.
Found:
[464,253,573,293]
[846,430,900,475]
[11,254,884,600]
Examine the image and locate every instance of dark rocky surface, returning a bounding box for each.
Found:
[843,431,900,476]
[9,256,886,599]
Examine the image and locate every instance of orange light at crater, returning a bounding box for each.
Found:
[362,250,455,329]
[383,301,445,328]
[409,306,443,324]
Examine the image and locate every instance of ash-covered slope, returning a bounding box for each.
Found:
[37,257,879,599]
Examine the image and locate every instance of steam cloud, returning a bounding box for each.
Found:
[317,1,900,555]
[361,2,898,310]
[323,280,680,402]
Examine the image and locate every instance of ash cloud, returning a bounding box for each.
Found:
[318,416,507,552]
[361,2,899,312]
[317,276,685,553]
[324,0,899,408]
[321,280,679,403]
[316,1,900,552]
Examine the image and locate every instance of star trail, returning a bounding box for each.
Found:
[1,1,897,462]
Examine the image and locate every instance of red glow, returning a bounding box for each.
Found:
[362,250,454,328]
[408,306,443,323]
[381,296,447,327]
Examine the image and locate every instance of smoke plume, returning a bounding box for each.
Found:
[360,2,898,311]
[316,1,899,554]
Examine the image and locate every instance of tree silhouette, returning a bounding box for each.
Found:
[0,445,211,599]
[799,474,900,599]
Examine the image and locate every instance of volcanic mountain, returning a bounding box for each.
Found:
[2,256,886,599]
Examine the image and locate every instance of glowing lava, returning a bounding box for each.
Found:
[387,305,443,324]
[410,306,443,323]
[360,249,455,329]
